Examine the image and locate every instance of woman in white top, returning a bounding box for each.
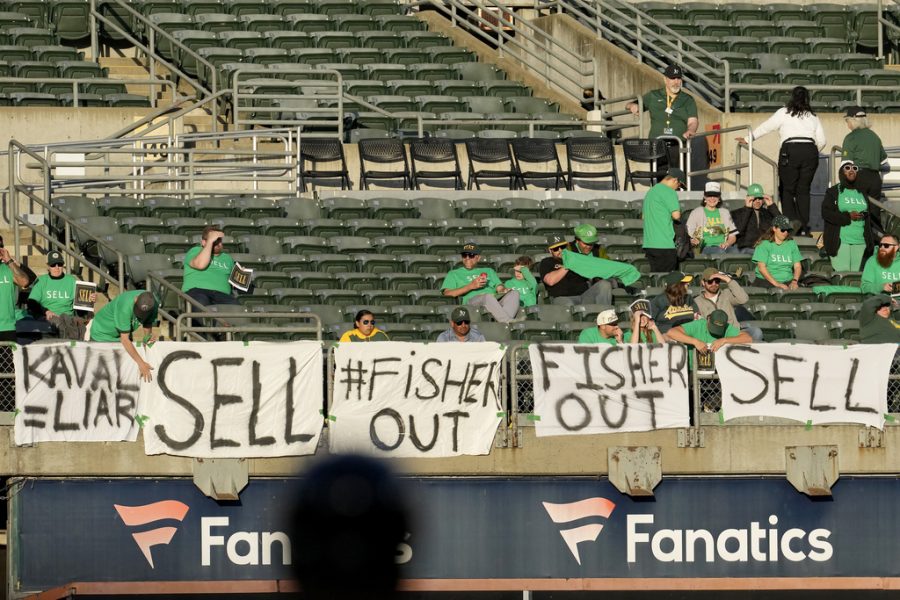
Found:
[738,87,826,237]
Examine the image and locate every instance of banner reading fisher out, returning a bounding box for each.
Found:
[142,341,324,458]
[14,342,143,444]
[529,343,690,436]
[717,343,895,429]
[330,342,506,457]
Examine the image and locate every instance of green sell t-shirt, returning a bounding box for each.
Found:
[182,246,235,295]
[700,207,728,247]
[837,187,868,246]
[680,318,740,344]
[502,267,537,307]
[441,266,502,304]
[861,255,900,294]
[841,128,887,171]
[752,239,802,284]
[642,88,698,139]
[28,273,77,316]
[90,289,154,342]
[578,326,618,345]
[642,183,681,249]
[0,264,17,332]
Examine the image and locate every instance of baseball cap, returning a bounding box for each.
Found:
[547,234,567,249]
[839,159,856,170]
[461,243,480,255]
[707,309,729,339]
[596,309,618,326]
[701,267,721,281]
[573,223,598,244]
[450,306,470,322]
[47,250,64,266]
[663,64,684,79]
[133,292,158,327]
[666,167,686,183]
[629,298,651,315]
[704,181,721,196]
[772,215,793,232]
[662,271,693,286]
[747,183,765,198]
[844,106,866,118]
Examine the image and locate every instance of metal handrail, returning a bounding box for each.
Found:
[88,0,219,131]
[8,140,50,258]
[877,0,900,61]
[686,125,754,190]
[145,271,210,342]
[0,77,178,106]
[735,140,779,197]
[174,311,323,341]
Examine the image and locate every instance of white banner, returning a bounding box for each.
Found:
[15,342,142,444]
[330,342,506,457]
[529,343,690,436]
[142,341,324,458]
[717,343,895,429]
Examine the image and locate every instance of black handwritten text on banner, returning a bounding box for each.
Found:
[142,341,323,458]
[529,343,690,436]
[15,342,142,444]
[717,343,894,429]
[330,342,506,457]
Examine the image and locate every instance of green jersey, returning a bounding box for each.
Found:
[441,266,502,304]
[90,290,155,342]
[836,187,868,245]
[680,318,740,344]
[642,183,681,249]
[502,267,537,307]
[0,264,18,332]
[28,273,77,316]
[700,207,728,247]
[841,128,887,171]
[752,239,802,283]
[861,255,900,295]
[641,88,698,139]
[182,246,235,295]
[577,326,618,345]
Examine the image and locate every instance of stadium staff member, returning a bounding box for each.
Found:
[665,309,752,355]
[539,228,612,307]
[183,225,239,308]
[89,290,158,382]
[441,243,519,323]
[0,241,30,341]
[642,168,684,272]
[731,183,781,254]
[861,234,900,295]
[578,309,623,345]
[436,307,486,343]
[822,160,875,272]
[841,106,888,204]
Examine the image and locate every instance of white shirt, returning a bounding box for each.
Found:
[751,107,826,151]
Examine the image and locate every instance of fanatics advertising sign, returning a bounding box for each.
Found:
[10,477,900,594]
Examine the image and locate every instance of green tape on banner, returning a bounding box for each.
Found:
[496,411,506,418]
[526,414,540,421]
[9,343,17,351]
[70,340,77,347]
[243,340,249,346]
[718,410,725,424]
[805,420,813,430]
[498,344,506,351]
[885,414,896,422]
[328,415,336,422]
[13,408,19,416]
[318,409,324,416]
[135,415,149,428]
[142,334,152,346]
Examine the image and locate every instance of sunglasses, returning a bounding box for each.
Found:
[776,227,791,232]
[454,319,470,326]
[703,279,719,284]
[843,165,860,172]
[461,253,477,258]
[361,319,376,325]
[752,197,764,201]
[879,243,898,249]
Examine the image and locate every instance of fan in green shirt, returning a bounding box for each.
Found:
[182,227,237,301]
[751,216,803,288]
[577,309,622,345]
[642,181,683,250]
[27,252,79,318]
[440,243,520,323]
[502,257,538,307]
[89,290,159,382]
[665,310,752,356]
[0,245,31,337]
[861,234,900,295]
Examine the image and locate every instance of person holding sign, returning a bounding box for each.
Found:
[822,160,876,272]
[441,243,519,323]
[665,309,752,356]
[628,299,666,343]
[642,168,684,272]
[340,309,389,342]
[436,307,486,343]
[861,234,900,295]
[859,295,900,343]
[578,309,623,345]
[685,181,738,255]
[751,215,803,289]
[502,256,538,308]
[24,250,92,340]
[182,226,239,309]
[89,290,158,382]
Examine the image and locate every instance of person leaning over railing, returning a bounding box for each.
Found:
[665,309,753,356]
[751,215,803,289]
[340,309,389,343]
[87,291,158,383]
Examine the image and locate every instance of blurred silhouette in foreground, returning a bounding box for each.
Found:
[290,454,410,600]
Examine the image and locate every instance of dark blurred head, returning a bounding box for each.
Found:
[290,454,409,600]
[785,86,813,117]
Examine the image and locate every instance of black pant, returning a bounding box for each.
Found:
[186,288,239,335]
[856,167,884,231]
[645,248,679,272]
[778,142,819,230]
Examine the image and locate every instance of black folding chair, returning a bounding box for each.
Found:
[409,138,463,190]
[622,138,668,190]
[357,137,412,190]
[510,138,566,190]
[464,138,518,190]
[565,136,619,190]
[299,137,351,192]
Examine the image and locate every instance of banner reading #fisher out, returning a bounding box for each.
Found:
[330,342,506,457]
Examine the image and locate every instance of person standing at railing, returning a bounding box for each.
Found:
[822,160,876,273]
[737,86,825,237]
[841,106,887,219]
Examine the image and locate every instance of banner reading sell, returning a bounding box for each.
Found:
[142,341,324,458]
[717,343,895,429]
[529,343,690,436]
[330,342,506,457]
[15,342,143,444]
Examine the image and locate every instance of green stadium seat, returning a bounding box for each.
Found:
[828,319,860,340]
[100,196,144,219]
[358,0,398,16]
[350,253,399,274]
[801,302,849,322]
[807,4,850,38]
[386,79,435,97]
[742,320,791,342]
[56,92,105,106]
[789,321,833,342]
[636,1,681,20]
[412,197,455,220]
[50,0,91,42]
[405,289,444,306]
[144,196,192,219]
[270,0,312,15]
[11,91,57,106]
[335,272,381,291]
[290,271,336,290]
[376,15,423,32]
[262,30,311,50]
[522,218,566,236]
[772,288,818,305]
[753,302,801,321]
[279,198,321,220]
[504,235,546,255]
[11,60,55,78]
[0,44,32,63]
[9,1,46,27]
[328,236,373,254]
[249,271,292,290]
[382,273,427,291]
[240,234,284,256]
[724,36,767,55]
[410,63,456,82]
[243,14,284,32]
[99,233,146,270]
[183,0,225,17]
[288,13,332,33]
[118,216,165,236]
[437,218,481,237]
[386,218,430,237]
[271,288,317,307]
[780,69,817,86]
[302,218,345,238]
[389,304,436,324]
[511,320,558,342]
[399,253,445,275]
[313,0,354,15]
[683,2,723,22]
[145,233,192,255]
[764,37,809,55]
[695,19,736,37]
[526,304,573,322]
[265,253,312,272]
[726,3,765,22]
[127,253,173,286]
[166,217,209,237]
[311,31,355,49]
[291,304,346,326]
[223,0,267,15]
[369,235,418,255]
[191,197,236,219]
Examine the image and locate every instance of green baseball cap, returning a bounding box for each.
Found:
[573,223,598,244]
[707,309,730,339]
[747,183,765,198]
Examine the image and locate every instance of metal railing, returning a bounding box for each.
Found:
[174,311,323,341]
[232,67,344,133]
[735,139,779,196]
[877,0,900,61]
[0,77,178,108]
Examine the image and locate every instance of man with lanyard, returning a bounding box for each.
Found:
[626,64,705,189]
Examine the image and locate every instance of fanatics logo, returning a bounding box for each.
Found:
[542,497,616,565]
[114,500,190,568]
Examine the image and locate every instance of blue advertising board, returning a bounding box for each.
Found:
[10,476,900,593]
